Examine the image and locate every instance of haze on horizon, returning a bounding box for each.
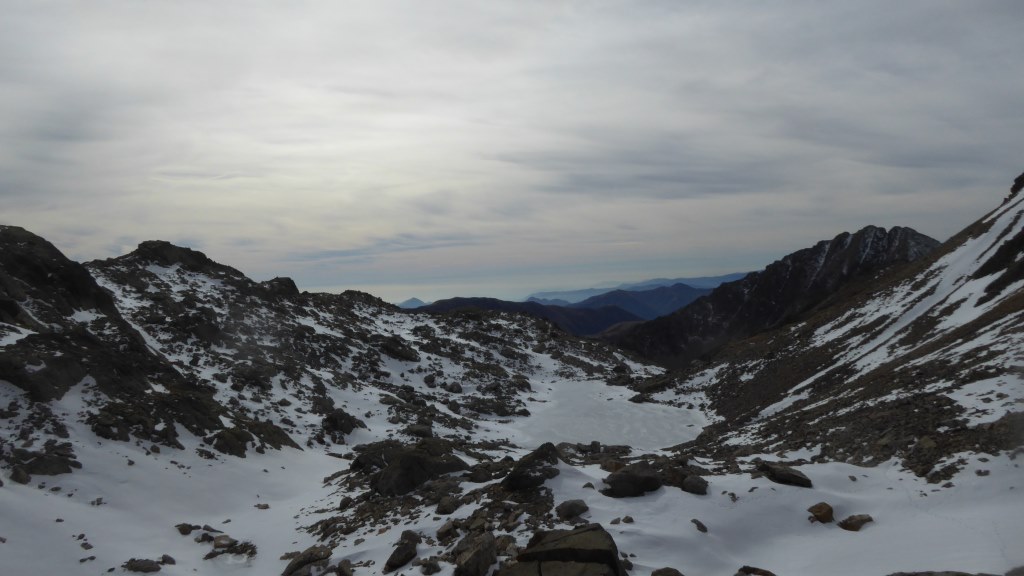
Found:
[2,1,1022,304]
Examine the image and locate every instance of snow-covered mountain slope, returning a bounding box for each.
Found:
[1,187,1022,576]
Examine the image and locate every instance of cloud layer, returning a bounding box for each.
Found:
[3,1,1023,301]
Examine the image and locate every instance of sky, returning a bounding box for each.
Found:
[2,1,1023,303]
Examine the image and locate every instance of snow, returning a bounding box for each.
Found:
[0,323,34,347]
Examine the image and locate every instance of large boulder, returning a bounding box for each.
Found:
[355,439,469,496]
[498,524,625,576]
[756,461,812,488]
[281,545,332,576]
[600,463,662,498]
[453,532,497,576]
[501,443,562,492]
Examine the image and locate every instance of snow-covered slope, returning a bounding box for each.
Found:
[1,188,1022,576]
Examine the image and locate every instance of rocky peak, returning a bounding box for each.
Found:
[605,226,939,367]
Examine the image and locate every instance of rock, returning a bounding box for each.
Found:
[175,523,200,535]
[514,523,625,576]
[420,558,442,574]
[556,499,589,521]
[322,408,366,440]
[690,519,708,533]
[756,462,812,488]
[622,516,634,524]
[736,567,776,576]
[501,443,562,492]
[453,532,497,576]
[10,467,30,485]
[838,514,874,532]
[807,502,834,523]
[371,440,469,496]
[384,533,419,573]
[652,569,685,576]
[601,463,662,498]
[122,558,162,573]
[681,475,708,495]
[281,545,332,576]
[213,535,238,548]
[159,555,175,565]
[437,495,461,515]
[437,520,458,541]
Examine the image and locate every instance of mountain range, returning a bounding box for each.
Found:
[0,176,1022,575]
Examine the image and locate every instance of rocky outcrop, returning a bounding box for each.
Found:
[606,226,940,367]
[757,462,812,488]
[501,443,562,492]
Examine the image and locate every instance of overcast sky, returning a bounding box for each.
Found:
[2,1,1022,302]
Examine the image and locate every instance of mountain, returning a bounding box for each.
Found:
[527,272,748,304]
[570,282,712,320]
[398,297,428,309]
[418,296,641,336]
[1,182,1022,576]
[606,225,941,367]
[629,182,1024,489]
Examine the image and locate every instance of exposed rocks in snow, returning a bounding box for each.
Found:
[384,530,421,572]
[122,558,162,573]
[652,569,686,576]
[500,523,625,576]
[691,518,708,533]
[281,545,333,576]
[555,499,589,521]
[501,442,562,492]
[601,462,663,497]
[838,514,874,532]
[453,531,497,576]
[756,461,812,488]
[807,502,835,523]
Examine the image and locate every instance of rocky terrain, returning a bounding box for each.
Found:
[0,183,1022,575]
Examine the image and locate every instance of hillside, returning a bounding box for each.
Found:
[606,226,940,367]
[0,187,1022,576]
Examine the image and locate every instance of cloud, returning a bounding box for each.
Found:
[2,1,1023,302]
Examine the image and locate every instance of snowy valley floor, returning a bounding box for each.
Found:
[2,373,1022,576]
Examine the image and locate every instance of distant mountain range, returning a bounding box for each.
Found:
[417,297,642,336]
[568,282,711,320]
[527,272,748,304]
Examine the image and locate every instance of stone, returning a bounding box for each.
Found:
[681,475,708,495]
[213,535,237,549]
[501,443,562,492]
[437,495,461,515]
[437,520,458,540]
[122,558,162,573]
[736,566,776,576]
[622,516,634,524]
[453,532,497,576]
[807,502,834,523]
[10,467,30,485]
[838,514,874,532]
[384,537,418,572]
[281,545,332,576]
[159,555,175,565]
[420,558,442,574]
[175,523,200,535]
[515,523,624,576]
[600,464,662,498]
[690,519,708,533]
[652,569,685,576]
[371,441,469,496]
[556,499,589,521]
[756,462,812,488]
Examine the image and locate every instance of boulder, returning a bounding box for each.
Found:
[807,502,834,523]
[501,443,562,492]
[370,440,469,496]
[555,499,589,521]
[384,532,420,572]
[690,519,708,533]
[453,532,497,576]
[736,567,776,576]
[681,475,708,495]
[601,463,662,498]
[652,569,685,576]
[514,523,625,576]
[281,545,332,576]
[756,462,812,488]
[838,514,874,532]
[437,495,461,515]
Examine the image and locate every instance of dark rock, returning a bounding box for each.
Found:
[453,531,497,576]
[406,423,434,438]
[652,569,685,576]
[680,475,708,495]
[10,467,30,484]
[736,567,776,576]
[437,495,461,515]
[175,523,200,535]
[159,555,175,565]
[555,499,589,521]
[690,519,708,533]
[601,463,662,498]
[501,442,562,492]
[322,409,366,441]
[281,545,332,576]
[838,514,874,532]
[807,502,834,523]
[384,535,418,572]
[371,440,469,496]
[122,558,162,573]
[515,524,624,576]
[757,462,812,488]
[420,558,442,574]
